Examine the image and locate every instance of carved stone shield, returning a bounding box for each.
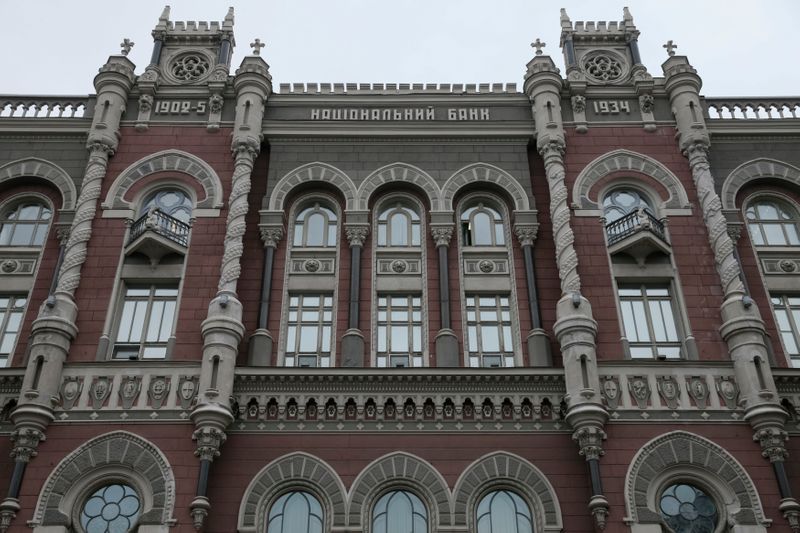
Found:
[176,375,198,409]
[657,375,680,409]
[148,376,170,409]
[687,376,710,409]
[601,376,621,409]
[89,376,112,410]
[715,376,740,409]
[59,376,83,410]
[628,375,650,409]
[119,376,142,409]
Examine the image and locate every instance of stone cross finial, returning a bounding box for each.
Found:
[250,39,265,55]
[120,38,135,56]
[531,38,546,56]
[663,40,678,57]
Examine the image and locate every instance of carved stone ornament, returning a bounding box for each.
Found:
[753,427,789,463]
[726,223,744,244]
[391,260,407,273]
[117,376,142,409]
[193,426,227,461]
[478,260,494,273]
[514,224,538,246]
[304,259,320,273]
[148,376,170,409]
[170,52,211,82]
[686,376,710,409]
[639,94,655,114]
[208,93,224,114]
[430,225,454,247]
[572,426,607,460]
[571,95,586,114]
[138,94,153,113]
[715,376,739,409]
[345,225,369,247]
[656,375,680,410]
[10,427,45,462]
[628,375,650,409]
[139,67,159,83]
[176,375,199,409]
[259,226,284,248]
[59,376,83,410]
[600,376,621,410]
[581,50,626,83]
[780,259,797,273]
[55,225,71,245]
[0,260,18,274]
[89,376,112,410]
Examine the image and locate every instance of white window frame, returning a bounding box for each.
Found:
[111,283,179,360]
[284,294,334,367]
[466,294,515,368]
[376,294,424,368]
[0,294,27,367]
[617,283,683,359]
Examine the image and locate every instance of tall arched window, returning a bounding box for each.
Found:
[372,490,427,533]
[267,491,323,533]
[377,203,421,247]
[293,203,338,247]
[0,200,52,246]
[476,490,533,533]
[745,198,800,246]
[141,188,193,223]
[461,203,505,246]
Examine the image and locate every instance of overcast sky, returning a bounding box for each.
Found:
[1,0,797,96]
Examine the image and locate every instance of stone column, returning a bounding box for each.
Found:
[2,52,135,532]
[190,52,271,529]
[248,226,282,366]
[663,51,797,528]
[514,223,552,366]
[341,224,368,367]
[524,50,609,528]
[431,224,459,367]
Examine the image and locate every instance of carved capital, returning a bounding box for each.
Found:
[589,495,610,531]
[192,426,227,461]
[727,223,744,244]
[259,226,284,248]
[572,426,607,461]
[345,225,369,247]
[0,498,20,533]
[54,225,71,246]
[85,141,115,159]
[430,225,454,247]
[753,427,789,462]
[514,224,539,247]
[682,139,711,168]
[231,137,260,160]
[10,427,45,463]
[537,138,566,163]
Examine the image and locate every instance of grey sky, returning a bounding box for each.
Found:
[2,0,797,96]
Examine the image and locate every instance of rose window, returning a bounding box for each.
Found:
[171,53,210,82]
[80,484,141,533]
[659,484,718,533]
[582,52,624,82]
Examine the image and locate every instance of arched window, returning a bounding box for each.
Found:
[461,203,505,246]
[745,198,800,246]
[602,188,653,223]
[79,483,141,533]
[372,490,427,533]
[293,203,338,247]
[141,188,193,223]
[476,490,533,533]
[658,483,718,533]
[0,200,52,246]
[267,491,323,533]
[377,203,421,246]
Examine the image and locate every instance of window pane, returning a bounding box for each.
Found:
[494,223,505,245]
[660,301,679,340]
[128,301,148,343]
[378,326,387,352]
[391,326,409,351]
[620,301,638,340]
[377,224,387,246]
[10,224,33,245]
[468,326,478,351]
[390,212,408,245]
[472,212,492,245]
[763,223,787,245]
[145,301,165,341]
[787,224,800,245]
[412,326,422,352]
[481,326,500,352]
[631,301,650,341]
[321,326,331,352]
[649,301,667,341]
[306,213,325,246]
[298,326,318,352]
[286,326,296,352]
[749,225,765,246]
[159,301,176,341]
[411,225,420,246]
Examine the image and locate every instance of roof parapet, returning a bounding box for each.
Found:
[276,82,520,95]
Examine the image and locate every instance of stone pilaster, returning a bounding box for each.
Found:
[248,225,283,366]
[514,223,551,366]
[342,224,369,367]
[429,223,458,366]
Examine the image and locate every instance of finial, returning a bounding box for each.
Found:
[623,6,633,22]
[663,40,678,57]
[120,38,135,56]
[159,5,170,23]
[531,38,546,56]
[560,8,570,22]
[224,6,234,24]
[250,39,265,55]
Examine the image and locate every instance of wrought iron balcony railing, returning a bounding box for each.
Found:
[605,208,667,246]
[128,209,190,247]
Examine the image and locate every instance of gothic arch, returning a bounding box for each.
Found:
[237,452,347,532]
[441,163,530,211]
[572,149,691,212]
[721,158,800,209]
[268,162,357,211]
[452,451,563,533]
[348,452,452,529]
[625,431,768,531]
[31,431,175,529]
[357,163,442,210]
[102,149,224,212]
[0,157,77,211]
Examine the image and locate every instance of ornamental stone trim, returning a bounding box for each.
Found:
[357,163,442,211]
[31,431,176,527]
[721,158,800,210]
[237,452,347,531]
[268,162,357,211]
[0,157,77,211]
[102,149,224,212]
[452,451,563,532]
[441,163,530,212]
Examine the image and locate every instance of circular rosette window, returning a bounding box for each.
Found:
[169,51,211,83]
[659,483,718,533]
[581,50,628,84]
[80,484,141,533]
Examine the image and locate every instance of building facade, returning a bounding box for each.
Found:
[1,6,800,533]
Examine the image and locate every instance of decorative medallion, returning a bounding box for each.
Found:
[176,375,198,409]
[169,52,211,82]
[286,401,298,419]
[581,50,627,84]
[89,376,112,410]
[479,260,495,273]
[1,260,18,273]
[780,259,797,273]
[601,376,621,410]
[148,376,170,409]
[628,375,650,409]
[656,375,680,409]
[118,376,142,409]
[391,260,407,273]
[715,376,739,409]
[59,376,83,410]
[304,259,320,273]
[686,376,710,409]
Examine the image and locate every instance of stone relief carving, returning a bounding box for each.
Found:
[601,376,621,409]
[170,52,211,82]
[715,376,739,409]
[89,376,112,410]
[686,376,710,409]
[118,376,142,409]
[628,375,650,409]
[177,375,199,409]
[656,375,680,409]
[59,376,83,410]
[148,376,171,409]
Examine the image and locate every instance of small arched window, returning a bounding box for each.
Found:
[372,490,427,533]
[141,188,193,223]
[378,203,421,247]
[745,198,800,246]
[476,490,533,533]
[461,203,505,246]
[79,483,141,533]
[0,201,52,246]
[602,188,653,223]
[659,483,718,533]
[267,491,323,533]
[293,203,338,247]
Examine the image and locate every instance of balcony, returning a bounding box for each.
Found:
[126,208,190,265]
[605,208,669,263]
